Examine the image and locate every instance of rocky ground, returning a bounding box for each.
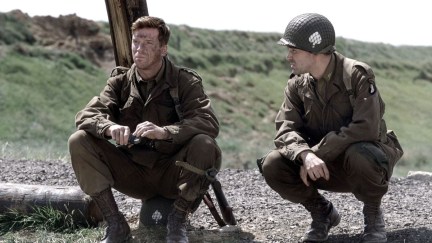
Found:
[1,158,431,242]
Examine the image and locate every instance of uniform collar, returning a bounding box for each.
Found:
[319,54,335,83]
[135,59,166,84]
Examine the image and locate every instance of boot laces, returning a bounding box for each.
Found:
[363,205,384,232]
[167,210,188,243]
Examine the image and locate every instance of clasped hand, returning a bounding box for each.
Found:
[105,121,169,146]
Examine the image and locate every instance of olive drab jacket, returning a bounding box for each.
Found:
[75,56,219,168]
[274,52,403,177]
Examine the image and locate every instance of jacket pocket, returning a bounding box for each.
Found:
[361,142,390,181]
[386,130,403,157]
[119,95,143,129]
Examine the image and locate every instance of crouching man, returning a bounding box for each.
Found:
[260,13,403,243]
[68,16,221,243]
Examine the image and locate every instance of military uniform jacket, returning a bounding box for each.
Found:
[275,52,403,174]
[75,56,219,167]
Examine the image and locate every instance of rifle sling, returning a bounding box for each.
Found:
[175,160,216,182]
[203,192,226,227]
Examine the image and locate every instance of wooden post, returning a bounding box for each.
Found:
[105,0,149,67]
[0,183,103,226]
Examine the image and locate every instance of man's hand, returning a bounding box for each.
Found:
[105,125,131,146]
[133,121,170,140]
[299,151,330,186]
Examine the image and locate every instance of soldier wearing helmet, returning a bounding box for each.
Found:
[259,13,403,243]
[278,13,336,54]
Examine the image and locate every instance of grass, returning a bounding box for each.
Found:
[1,228,103,243]
[1,10,432,242]
[0,207,102,242]
[0,207,83,235]
[0,141,69,162]
[1,13,432,175]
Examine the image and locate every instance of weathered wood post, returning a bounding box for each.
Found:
[104,0,149,67]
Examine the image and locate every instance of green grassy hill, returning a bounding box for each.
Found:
[1,11,432,176]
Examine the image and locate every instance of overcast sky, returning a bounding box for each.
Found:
[2,0,431,46]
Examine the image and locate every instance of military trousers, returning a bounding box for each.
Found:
[261,142,392,204]
[68,130,221,202]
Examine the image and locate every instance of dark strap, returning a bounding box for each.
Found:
[203,192,226,227]
[342,57,356,107]
[175,160,216,182]
[342,57,374,107]
[169,87,184,121]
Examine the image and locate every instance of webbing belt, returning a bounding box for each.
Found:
[175,161,217,182]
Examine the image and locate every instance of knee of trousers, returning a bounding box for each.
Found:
[68,130,101,169]
[261,150,312,203]
[261,150,287,179]
[184,134,222,169]
[344,142,389,201]
[261,150,296,186]
[68,130,114,195]
[68,130,89,154]
[344,142,388,176]
[177,135,221,202]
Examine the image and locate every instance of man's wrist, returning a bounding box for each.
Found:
[163,127,172,140]
[295,153,305,166]
[297,150,312,166]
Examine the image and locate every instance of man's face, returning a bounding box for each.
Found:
[285,47,315,75]
[131,28,167,71]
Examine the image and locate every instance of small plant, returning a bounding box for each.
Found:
[0,206,91,236]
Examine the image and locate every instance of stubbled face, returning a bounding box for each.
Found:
[286,47,315,75]
[131,28,167,72]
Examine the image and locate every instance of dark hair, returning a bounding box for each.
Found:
[131,16,170,45]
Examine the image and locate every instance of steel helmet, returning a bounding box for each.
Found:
[278,13,336,54]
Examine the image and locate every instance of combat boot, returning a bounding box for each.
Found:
[300,195,341,242]
[166,197,192,243]
[361,203,387,243]
[91,188,131,243]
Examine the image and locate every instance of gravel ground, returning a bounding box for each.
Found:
[1,158,431,242]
